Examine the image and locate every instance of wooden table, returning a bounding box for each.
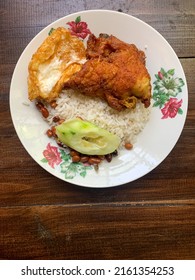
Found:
[0,0,195,260]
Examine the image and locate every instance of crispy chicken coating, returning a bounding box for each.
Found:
[63,34,151,111]
[28,27,86,102]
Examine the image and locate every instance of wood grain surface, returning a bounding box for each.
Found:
[0,0,195,260]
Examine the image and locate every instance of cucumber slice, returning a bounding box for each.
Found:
[56,118,120,155]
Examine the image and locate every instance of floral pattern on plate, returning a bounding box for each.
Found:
[152,68,185,119]
[66,16,91,39]
[41,143,92,179]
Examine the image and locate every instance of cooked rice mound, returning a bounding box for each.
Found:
[46,89,150,147]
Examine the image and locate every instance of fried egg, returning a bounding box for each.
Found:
[28,27,86,101]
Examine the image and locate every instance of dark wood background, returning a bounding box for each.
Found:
[0,0,195,259]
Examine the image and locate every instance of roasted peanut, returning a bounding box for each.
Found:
[46,129,53,137]
[35,101,44,111]
[41,107,49,118]
[50,100,57,108]
[72,155,81,163]
[105,153,112,162]
[125,143,133,150]
[98,155,105,160]
[53,116,60,123]
[80,156,89,163]
[51,126,56,136]
[112,150,118,156]
[70,150,79,157]
[88,157,101,165]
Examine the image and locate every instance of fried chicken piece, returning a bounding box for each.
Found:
[28,27,86,102]
[63,34,151,111]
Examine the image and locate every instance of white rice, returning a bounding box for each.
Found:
[46,89,151,148]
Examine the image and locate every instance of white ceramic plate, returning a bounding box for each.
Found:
[10,10,188,188]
